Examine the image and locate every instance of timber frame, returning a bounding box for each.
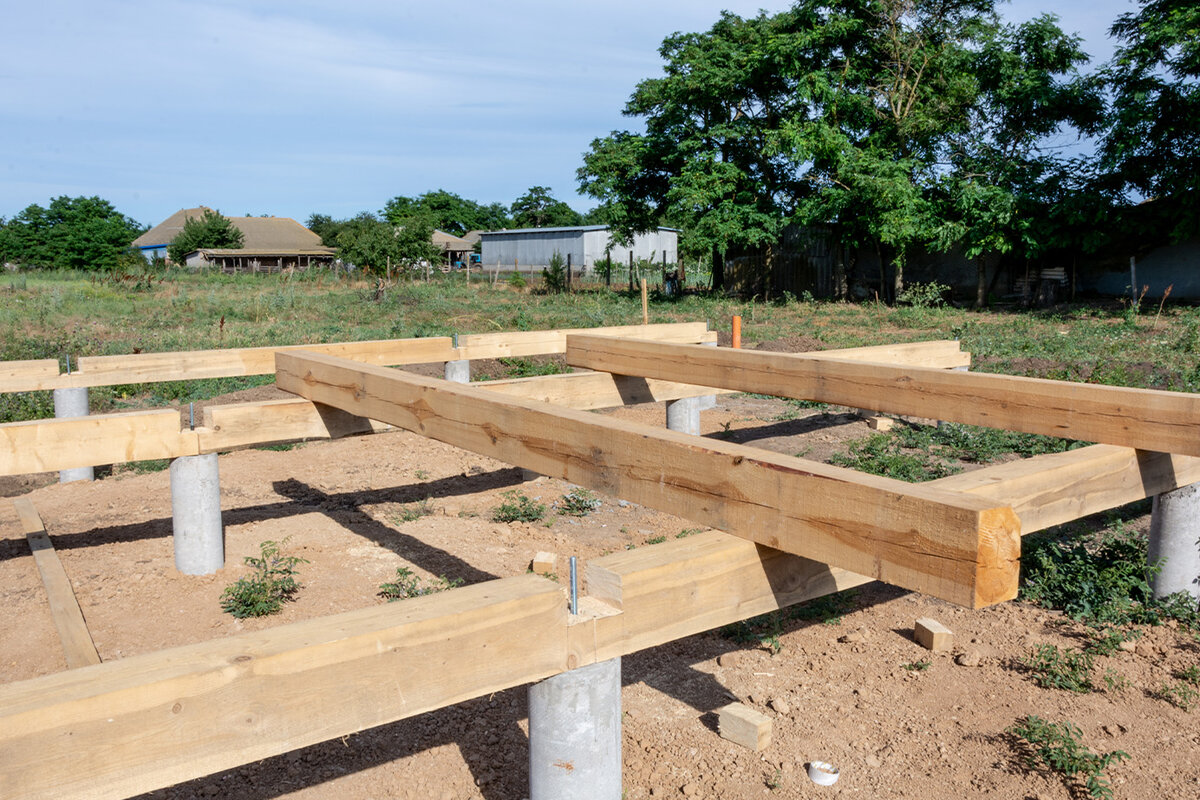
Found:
[2,322,1199,799]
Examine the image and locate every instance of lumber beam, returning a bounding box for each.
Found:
[199,398,389,451]
[478,370,729,409]
[929,445,1200,535]
[0,574,567,800]
[0,323,715,393]
[565,335,1200,457]
[13,498,101,670]
[276,351,1020,608]
[803,339,970,369]
[571,531,872,666]
[0,410,199,476]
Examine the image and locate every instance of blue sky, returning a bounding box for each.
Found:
[0,0,1139,229]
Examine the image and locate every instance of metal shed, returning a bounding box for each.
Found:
[479,226,678,274]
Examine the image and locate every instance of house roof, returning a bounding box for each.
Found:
[195,247,335,257]
[133,208,327,252]
[432,229,475,252]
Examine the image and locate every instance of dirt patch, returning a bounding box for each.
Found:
[2,395,1196,800]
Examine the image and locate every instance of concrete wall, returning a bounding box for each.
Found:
[480,227,678,273]
[1079,236,1200,300]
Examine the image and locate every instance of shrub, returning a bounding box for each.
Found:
[1007,715,1128,799]
[541,250,567,293]
[220,539,308,618]
[492,490,545,523]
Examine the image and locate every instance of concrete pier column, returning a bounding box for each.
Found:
[444,359,470,383]
[529,657,622,800]
[53,387,94,483]
[1148,483,1200,603]
[666,396,701,435]
[170,453,224,575]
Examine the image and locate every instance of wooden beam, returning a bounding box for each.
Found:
[804,340,970,369]
[0,410,199,476]
[0,574,566,800]
[199,399,388,452]
[456,321,714,360]
[0,323,715,393]
[572,531,872,666]
[928,445,1200,534]
[12,498,101,670]
[276,351,1020,608]
[565,335,1200,456]
[478,370,728,409]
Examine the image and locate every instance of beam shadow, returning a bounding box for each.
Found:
[128,581,903,800]
[0,468,524,576]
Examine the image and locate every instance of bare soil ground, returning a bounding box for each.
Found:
[2,389,1198,800]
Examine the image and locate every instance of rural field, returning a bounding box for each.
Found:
[2,269,1199,800]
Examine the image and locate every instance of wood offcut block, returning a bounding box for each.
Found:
[531,551,557,575]
[867,415,895,431]
[914,617,953,652]
[718,702,772,751]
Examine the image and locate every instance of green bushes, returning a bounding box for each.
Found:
[220,539,308,618]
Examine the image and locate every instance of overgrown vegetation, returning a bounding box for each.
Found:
[492,490,546,523]
[220,539,308,618]
[1007,715,1128,800]
[1020,520,1199,630]
[378,567,463,601]
[557,488,601,517]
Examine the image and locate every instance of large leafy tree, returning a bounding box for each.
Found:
[509,186,582,228]
[382,190,510,236]
[167,209,245,265]
[931,15,1103,305]
[0,196,143,270]
[334,212,439,275]
[1101,0,1200,241]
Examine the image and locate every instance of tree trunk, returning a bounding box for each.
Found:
[892,250,904,302]
[832,243,847,301]
[711,244,724,291]
[974,257,987,308]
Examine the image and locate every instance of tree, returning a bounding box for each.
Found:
[382,190,510,236]
[1101,0,1200,241]
[0,196,143,270]
[305,213,342,246]
[167,209,244,265]
[509,186,583,228]
[333,212,439,275]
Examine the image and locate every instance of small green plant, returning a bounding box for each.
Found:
[676,528,702,538]
[558,487,601,517]
[492,490,546,523]
[413,469,430,480]
[506,271,527,288]
[394,497,433,523]
[1177,665,1200,686]
[1083,626,1140,656]
[896,281,949,309]
[766,768,783,790]
[1154,680,1199,711]
[1101,668,1129,693]
[378,566,463,601]
[220,539,308,618]
[1007,715,1128,799]
[1020,644,1097,693]
[541,250,568,293]
[645,535,667,545]
[902,659,932,671]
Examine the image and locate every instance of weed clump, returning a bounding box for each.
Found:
[378,567,463,601]
[220,539,308,618]
[557,488,601,517]
[1007,715,1128,799]
[492,490,546,523]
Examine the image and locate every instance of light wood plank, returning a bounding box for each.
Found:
[199,399,389,452]
[0,410,198,476]
[929,445,1200,534]
[0,574,566,800]
[13,498,101,669]
[456,321,713,359]
[573,531,872,666]
[276,351,1020,608]
[807,340,970,369]
[479,370,729,409]
[0,359,59,383]
[565,335,1200,456]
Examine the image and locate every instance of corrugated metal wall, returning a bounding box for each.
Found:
[481,228,678,273]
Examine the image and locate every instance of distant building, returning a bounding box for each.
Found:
[479,226,679,273]
[132,208,335,271]
[432,229,476,268]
